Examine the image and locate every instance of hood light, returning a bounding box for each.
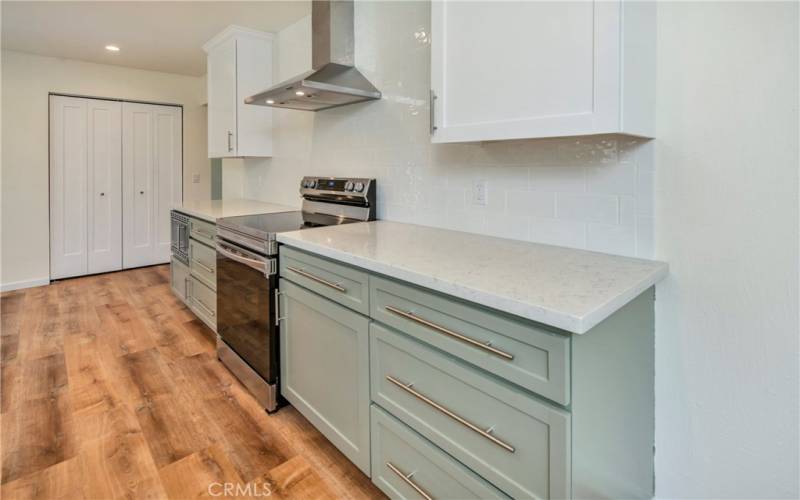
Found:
[105,45,120,52]
[266,99,275,104]
[295,91,305,96]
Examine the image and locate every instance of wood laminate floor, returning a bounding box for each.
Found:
[0,265,384,500]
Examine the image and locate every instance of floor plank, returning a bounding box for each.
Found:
[0,265,384,499]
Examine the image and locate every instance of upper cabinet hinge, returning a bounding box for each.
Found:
[430,90,437,135]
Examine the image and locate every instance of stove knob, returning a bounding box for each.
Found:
[354,182,365,193]
[344,181,354,191]
[302,180,309,188]
[308,179,318,189]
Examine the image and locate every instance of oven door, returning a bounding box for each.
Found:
[216,238,277,383]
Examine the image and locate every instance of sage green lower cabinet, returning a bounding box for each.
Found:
[278,278,371,475]
[370,322,571,499]
[278,246,656,499]
[170,257,190,302]
[371,405,509,500]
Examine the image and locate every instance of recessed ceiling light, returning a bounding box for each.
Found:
[105,45,120,52]
[266,99,275,104]
[295,91,305,96]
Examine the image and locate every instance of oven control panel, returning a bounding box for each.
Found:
[301,177,373,194]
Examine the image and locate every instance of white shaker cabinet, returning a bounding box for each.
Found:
[204,26,273,158]
[430,0,656,143]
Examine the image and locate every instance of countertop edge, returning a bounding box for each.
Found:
[276,234,667,334]
[173,206,216,223]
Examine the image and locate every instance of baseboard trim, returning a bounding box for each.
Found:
[1,277,51,292]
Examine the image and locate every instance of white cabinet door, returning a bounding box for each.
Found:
[430,0,654,143]
[87,99,122,274]
[123,102,182,268]
[207,36,237,157]
[235,35,273,157]
[50,95,89,279]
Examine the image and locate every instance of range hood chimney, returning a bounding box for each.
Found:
[244,0,381,111]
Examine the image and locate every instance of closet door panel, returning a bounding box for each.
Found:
[153,106,182,263]
[50,95,88,279]
[122,102,155,268]
[87,100,122,274]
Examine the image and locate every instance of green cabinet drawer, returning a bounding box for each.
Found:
[279,279,371,474]
[371,405,509,500]
[371,323,571,500]
[371,276,570,405]
[189,217,216,247]
[189,275,216,331]
[189,238,217,290]
[280,246,369,315]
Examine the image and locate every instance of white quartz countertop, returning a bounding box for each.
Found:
[173,199,297,223]
[276,221,668,334]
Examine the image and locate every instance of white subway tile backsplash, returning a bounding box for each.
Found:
[556,193,619,224]
[238,4,655,259]
[530,217,587,248]
[530,166,587,193]
[586,222,637,257]
[507,190,556,218]
[587,163,637,195]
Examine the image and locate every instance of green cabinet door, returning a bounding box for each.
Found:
[279,278,371,475]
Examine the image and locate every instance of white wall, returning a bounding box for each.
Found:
[237,8,656,259]
[1,50,209,290]
[654,2,799,498]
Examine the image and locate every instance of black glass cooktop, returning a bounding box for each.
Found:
[218,211,361,241]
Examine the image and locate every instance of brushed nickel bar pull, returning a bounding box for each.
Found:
[193,260,215,274]
[287,266,346,292]
[386,375,515,453]
[384,306,514,360]
[386,462,434,500]
[193,230,215,240]
[193,297,215,318]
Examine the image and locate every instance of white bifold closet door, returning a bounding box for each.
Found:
[122,102,182,268]
[50,96,182,280]
[50,95,122,279]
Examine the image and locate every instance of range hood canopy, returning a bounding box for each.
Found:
[245,0,381,111]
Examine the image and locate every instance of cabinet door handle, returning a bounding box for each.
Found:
[386,374,515,453]
[227,130,233,152]
[192,259,215,274]
[429,89,437,135]
[274,289,285,326]
[384,306,514,360]
[386,462,433,500]
[286,266,345,292]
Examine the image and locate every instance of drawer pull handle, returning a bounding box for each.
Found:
[193,260,215,274]
[193,229,215,239]
[386,462,434,500]
[386,375,515,453]
[286,266,345,292]
[384,306,514,360]
[193,297,216,317]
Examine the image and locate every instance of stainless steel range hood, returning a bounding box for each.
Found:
[244,0,381,111]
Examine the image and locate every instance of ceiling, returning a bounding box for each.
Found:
[1,1,310,76]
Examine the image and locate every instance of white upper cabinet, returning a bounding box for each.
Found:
[430,0,655,143]
[204,26,274,158]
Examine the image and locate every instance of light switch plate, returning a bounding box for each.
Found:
[472,180,487,206]
[192,173,201,184]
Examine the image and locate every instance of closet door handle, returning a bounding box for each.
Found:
[100,192,105,196]
[139,190,145,195]
[227,131,233,152]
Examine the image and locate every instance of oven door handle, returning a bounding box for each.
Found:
[217,241,267,273]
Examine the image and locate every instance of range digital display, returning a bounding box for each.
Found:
[318,179,347,191]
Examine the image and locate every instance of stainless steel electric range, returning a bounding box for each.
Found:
[215,177,376,412]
